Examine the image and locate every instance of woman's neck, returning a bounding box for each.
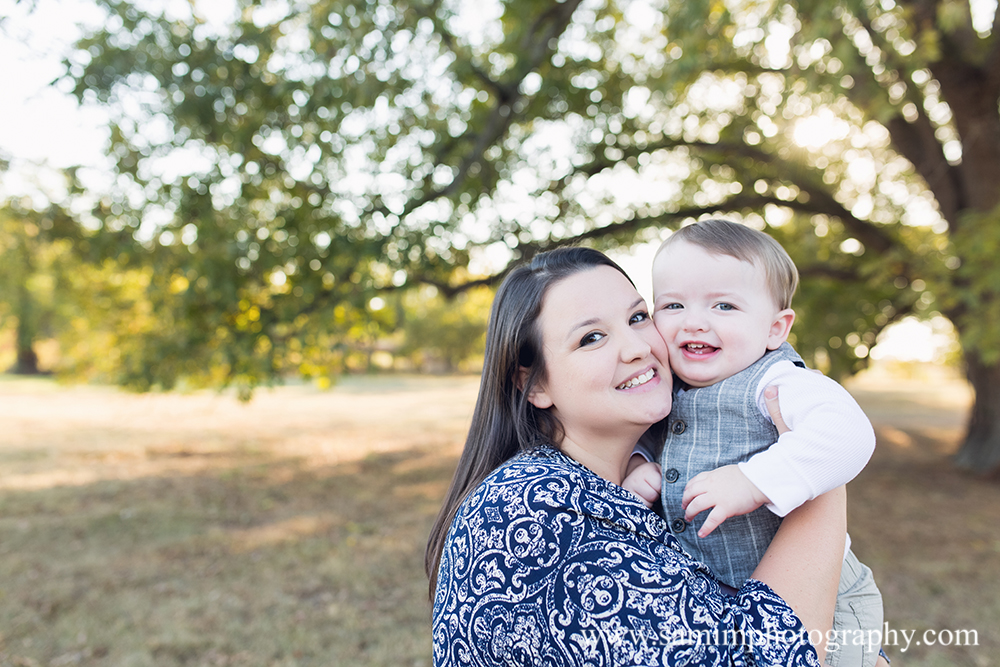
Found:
[557,429,644,486]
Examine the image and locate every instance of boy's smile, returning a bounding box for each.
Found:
[651,240,795,387]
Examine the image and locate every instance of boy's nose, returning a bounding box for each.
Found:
[681,311,709,332]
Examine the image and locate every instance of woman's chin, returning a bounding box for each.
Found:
[632,403,672,426]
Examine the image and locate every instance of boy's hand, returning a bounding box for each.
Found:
[681,465,770,537]
[622,457,662,508]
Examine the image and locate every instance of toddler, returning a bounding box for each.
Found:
[623,219,885,667]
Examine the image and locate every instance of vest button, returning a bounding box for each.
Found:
[664,468,680,483]
[671,420,686,435]
[670,518,687,533]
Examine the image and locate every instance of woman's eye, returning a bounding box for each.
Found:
[629,311,650,325]
[580,331,605,346]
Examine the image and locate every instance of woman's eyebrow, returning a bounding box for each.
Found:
[565,298,644,341]
[565,317,600,341]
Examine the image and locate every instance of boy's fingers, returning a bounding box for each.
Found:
[698,507,726,538]
[681,472,709,508]
[762,385,790,435]
[684,493,714,521]
[640,479,659,503]
[629,491,652,507]
[642,469,662,494]
[681,487,701,511]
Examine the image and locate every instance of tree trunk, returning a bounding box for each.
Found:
[14,345,40,375]
[954,351,1000,475]
[11,275,40,375]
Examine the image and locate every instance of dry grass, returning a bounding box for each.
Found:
[0,370,997,666]
[843,369,999,667]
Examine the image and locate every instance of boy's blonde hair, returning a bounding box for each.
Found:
[656,219,799,309]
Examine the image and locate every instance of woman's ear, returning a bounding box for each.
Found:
[518,366,553,409]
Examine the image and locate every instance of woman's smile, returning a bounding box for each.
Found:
[526,265,673,442]
[616,367,658,390]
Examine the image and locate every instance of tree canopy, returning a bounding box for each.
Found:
[58,0,1000,471]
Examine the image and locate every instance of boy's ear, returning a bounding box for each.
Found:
[518,366,553,409]
[766,309,796,350]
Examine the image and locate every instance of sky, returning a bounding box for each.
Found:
[0,0,110,203]
[0,0,962,364]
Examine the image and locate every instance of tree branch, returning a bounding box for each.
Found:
[893,0,1000,214]
[838,4,963,227]
[377,0,586,223]
[415,1,509,100]
[885,112,963,226]
[544,132,920,274]
[416,189,902,297]
[987,11,1000,88]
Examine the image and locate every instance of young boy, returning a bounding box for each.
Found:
[623,219,885,667]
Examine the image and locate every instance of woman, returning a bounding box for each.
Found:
[426,247,845,666]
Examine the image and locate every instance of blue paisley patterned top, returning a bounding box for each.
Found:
[432,446,820,666]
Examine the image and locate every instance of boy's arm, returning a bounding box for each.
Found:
[622,424,667,508]
[738,360,876,517]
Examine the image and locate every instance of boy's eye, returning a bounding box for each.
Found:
[580,331,605,346]
[661,303,682,311]
[716,303,736,311]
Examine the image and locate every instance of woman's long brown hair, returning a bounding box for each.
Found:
[424,247,633,598]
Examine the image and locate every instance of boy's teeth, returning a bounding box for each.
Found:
[617,369,655,390]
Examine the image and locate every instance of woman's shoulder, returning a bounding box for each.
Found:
[458,445,671,543]
[460,446,582,513]
[470,445,620,507]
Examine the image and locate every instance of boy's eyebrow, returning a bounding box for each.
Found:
[656,289,745,300]
[708,291,749,301]
[566,298,645,340]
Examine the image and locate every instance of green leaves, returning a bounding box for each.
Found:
[56,0,1000,409]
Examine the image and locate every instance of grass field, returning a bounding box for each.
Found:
[0,370,997,666]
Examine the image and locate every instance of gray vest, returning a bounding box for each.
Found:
[659,342,805,588]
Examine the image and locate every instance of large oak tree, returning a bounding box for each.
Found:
[65,0,1000,472]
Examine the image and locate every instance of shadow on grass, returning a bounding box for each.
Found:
[0,446,458,667]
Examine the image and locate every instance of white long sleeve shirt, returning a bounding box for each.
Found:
[737,360,876,517]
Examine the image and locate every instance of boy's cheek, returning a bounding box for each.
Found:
[652,316,671,343]
[651,319,679,370]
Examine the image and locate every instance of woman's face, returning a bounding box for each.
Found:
[527,265,673,446]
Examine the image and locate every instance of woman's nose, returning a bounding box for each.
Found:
[621,330,653,361]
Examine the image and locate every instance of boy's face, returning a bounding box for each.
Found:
[651,240,794,388]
